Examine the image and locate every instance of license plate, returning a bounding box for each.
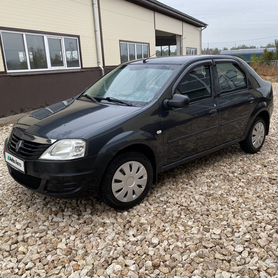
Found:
[5,152,25,173]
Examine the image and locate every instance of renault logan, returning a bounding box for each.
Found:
[4,56,273,209]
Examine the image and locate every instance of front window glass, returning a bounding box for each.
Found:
[1,32,28,70]
[83,64,180,106]
[176,65,211,101]
[26,34,47,69]
[48,38,64,67]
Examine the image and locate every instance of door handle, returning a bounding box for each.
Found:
[248,97,255,104]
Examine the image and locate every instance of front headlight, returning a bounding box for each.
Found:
[40,139,86,160]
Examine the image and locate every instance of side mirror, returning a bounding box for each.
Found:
[164,94,190,109]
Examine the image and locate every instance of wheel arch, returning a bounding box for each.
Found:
[257,110,270,135]
[243,108,270,140]
[108,143,158,184]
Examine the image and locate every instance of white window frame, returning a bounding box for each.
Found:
[120,41,149,63]
[0,29,81,73]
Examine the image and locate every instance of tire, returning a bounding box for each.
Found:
[100,152,153,210]
[240,117,266,154]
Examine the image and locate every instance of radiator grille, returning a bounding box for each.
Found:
[8,132,50,159]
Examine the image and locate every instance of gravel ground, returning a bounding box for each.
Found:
[0,84,277,278]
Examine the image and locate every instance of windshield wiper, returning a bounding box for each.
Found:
[95,96,133,106]
[79,94,133,106]
[79,94,97,103]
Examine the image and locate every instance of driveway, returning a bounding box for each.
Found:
[0,84,277,278]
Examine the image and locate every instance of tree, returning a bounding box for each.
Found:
[263,49,275,64]
[262,43,275,48]
[202,48,220,55]
[231,44,256,50]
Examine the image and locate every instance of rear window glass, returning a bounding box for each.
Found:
[216,63,247,93]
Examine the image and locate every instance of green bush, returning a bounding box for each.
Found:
[251,55,262,64]
[263,49,275,64]
[251,44,278,65]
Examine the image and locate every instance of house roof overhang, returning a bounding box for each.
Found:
[126,0,207,28]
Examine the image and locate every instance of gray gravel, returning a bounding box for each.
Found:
[0,84,277,278]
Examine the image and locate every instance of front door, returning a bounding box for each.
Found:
[162,61,218,165]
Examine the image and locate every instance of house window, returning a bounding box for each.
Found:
[156,45,177,57]
[136,44,143,59]
[64,38,80,68]
[142,44,149,58]
[26,34,47,69]
[120,41,149,63]
[186,47,197,55]
[0,30,81,72]
[120,43,128,63]
[128,43,136,61]
[48,37,64,67]
[1,32,28,70]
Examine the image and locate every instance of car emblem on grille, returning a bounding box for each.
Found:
[15,140,23,152]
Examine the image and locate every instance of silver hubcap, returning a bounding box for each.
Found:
[112,161,148,203]
[252,121,265,149]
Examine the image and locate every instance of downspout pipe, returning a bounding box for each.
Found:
[200,26,207,54]
[92,0,105,76]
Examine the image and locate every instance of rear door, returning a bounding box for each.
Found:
[214,59,256,144]
[162,60,219,165]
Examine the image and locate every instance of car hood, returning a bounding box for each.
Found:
[16,99,141,139]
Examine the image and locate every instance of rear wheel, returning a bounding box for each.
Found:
[240,117,266,154]
[100,152,153,210]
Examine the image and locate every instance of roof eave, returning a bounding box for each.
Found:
[126,0,207,28]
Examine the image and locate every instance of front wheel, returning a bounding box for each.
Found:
[100,152,153,210]
[240,117,266,154]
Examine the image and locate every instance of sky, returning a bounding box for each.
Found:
[159,0,278,49]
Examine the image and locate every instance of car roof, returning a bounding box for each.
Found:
[130,55,241,65]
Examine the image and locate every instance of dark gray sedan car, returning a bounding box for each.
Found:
[4,55,274,209]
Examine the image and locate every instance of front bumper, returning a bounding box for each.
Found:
[4,140,100,197]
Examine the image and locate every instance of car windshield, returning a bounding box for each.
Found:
[82,64,180,106]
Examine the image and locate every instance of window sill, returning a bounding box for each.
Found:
[4,68,87,77]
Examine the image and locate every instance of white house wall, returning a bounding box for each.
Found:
[182,23,202,54]
[0,0,98,71]
[155,12,182,35]
[0,0,203,71]
[100,0,156,65]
